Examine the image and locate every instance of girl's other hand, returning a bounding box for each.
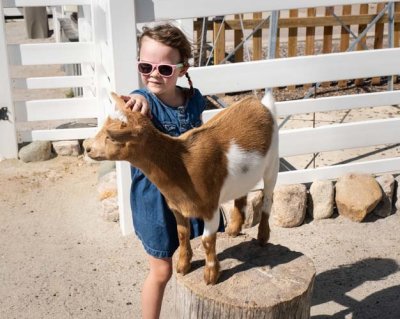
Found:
[121,94,152,119]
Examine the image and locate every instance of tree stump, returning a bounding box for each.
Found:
[172,232,315,319]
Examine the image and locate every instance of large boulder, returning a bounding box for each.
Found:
[271,184,307,228]
[335,173,382,222]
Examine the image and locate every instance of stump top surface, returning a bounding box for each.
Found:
[174,232,315,309]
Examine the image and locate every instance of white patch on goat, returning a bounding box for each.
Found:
[219,141,266,204]
[110,110,128,123]
[203,210,220,238]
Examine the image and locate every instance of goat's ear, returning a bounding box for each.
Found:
[106,123,132,143]
[110,92,127,111]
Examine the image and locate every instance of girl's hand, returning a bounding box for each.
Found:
[121,94,152,119]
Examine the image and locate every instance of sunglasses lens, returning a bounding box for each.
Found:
[138,63,153,74]
[158,65,174,76]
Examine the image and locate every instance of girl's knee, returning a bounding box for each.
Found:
[148,256,173,283]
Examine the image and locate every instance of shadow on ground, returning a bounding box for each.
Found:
[312,257,400,319]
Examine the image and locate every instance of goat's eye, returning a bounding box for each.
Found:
[106,135,121,144]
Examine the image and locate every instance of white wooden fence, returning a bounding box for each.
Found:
[1,0,400,236]
[0,0,137,152]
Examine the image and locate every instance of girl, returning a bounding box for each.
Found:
[122,23,223,319]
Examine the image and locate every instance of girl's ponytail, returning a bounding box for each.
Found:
[185,72,194,97]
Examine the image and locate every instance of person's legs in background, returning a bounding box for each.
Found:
[23,7,50,39]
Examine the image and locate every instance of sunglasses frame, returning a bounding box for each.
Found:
[137,61,185,78]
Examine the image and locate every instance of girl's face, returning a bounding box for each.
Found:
[139,36,187,98]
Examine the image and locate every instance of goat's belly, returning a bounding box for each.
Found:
[219,142,266,204]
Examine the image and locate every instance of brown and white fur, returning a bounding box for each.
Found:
[86,92,279,285]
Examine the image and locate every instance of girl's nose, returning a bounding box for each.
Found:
[149,67,159,77]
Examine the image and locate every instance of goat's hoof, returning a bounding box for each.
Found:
[176,260,191,275]
[226,224,241,237]
[257,233,269,246]
[204,263,220,285]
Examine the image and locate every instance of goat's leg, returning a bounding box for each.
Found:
[173,212,192,275]
[202,212,221,285]
[226,196,246,237]
[257,190,272,245]
[258,153,279,245]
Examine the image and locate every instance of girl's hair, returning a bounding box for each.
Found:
[139,23,194,96]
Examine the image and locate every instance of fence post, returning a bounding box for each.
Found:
[213,16,225,65]
[101,0,139,235]
[338,5,352,88]
[304,7,316,89]
[394,2,400,83]
[372,3,386,85]
[0,1,18,159]
[288,9,298,90]
[355,3,369,86]
[322,6,334,87]
[252,12,262,60]
[234,14,244,62]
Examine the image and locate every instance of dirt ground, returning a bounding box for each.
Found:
[2,16,400,319]
[1,156,400,319]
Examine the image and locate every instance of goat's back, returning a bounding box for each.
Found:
[183,96,274,154]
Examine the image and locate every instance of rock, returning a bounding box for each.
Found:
[308,180,334,220]
[97,170,118,222]
[374,174,395,217]
[335,173,382,222]
[221,190,264,229]
[100,196,119,222]
[271,184,307,227]
[18,141,53,162]
[52,140,81,156]
[98,161,116,179]
[395,175,400,213]
[98,170,117,200]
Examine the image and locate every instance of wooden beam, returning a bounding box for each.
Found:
[213,17,225,65]
[322,6,334,87]
[252,12,263,60]
[372,3,386,85]
[338,5,352,87]
[195,13,400,31]
[288,9,298,90]
[355,4,369,86]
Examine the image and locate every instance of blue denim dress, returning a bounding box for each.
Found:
[130,87,224,258]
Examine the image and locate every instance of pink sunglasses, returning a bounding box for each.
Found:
[137,61,184,77]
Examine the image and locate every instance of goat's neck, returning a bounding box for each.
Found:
[130,130,192,197]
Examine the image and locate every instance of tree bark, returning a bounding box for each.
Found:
[173,232,315,319]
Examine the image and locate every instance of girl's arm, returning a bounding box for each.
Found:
[120,94,152,119]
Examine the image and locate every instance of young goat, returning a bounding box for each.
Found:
[86,92,279,285]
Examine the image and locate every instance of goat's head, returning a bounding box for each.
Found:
[86,92,152,162]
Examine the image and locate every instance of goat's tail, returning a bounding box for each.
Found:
[261,88,277,117]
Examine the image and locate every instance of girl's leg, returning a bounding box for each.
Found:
[142,255,173,319]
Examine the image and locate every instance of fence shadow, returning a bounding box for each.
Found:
[312,257,400,319]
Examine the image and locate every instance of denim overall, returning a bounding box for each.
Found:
[130,87,224,258]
